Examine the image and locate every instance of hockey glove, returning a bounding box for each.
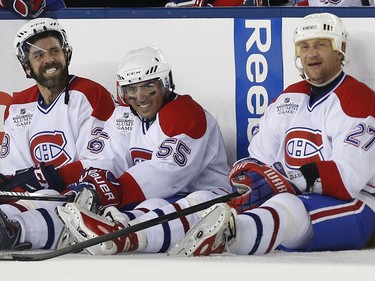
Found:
[0,0,46,18]
[0,162,65,193]
[228,158,301,212]
[67,168,122,212]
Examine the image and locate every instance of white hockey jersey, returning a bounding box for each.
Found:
[248,73,375,209]
[0,75,115,175]
[71,94,231,208]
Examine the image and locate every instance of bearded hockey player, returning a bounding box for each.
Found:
[0,17,115,250]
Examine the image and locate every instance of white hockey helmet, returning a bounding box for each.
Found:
[116,46,174,93]
[293,13,349,64]
[13,18,73,65]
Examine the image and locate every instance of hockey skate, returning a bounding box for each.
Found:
[55,188,100,249]
[168,203,236,256]
[56,203,140,255]
[0,209,32,251]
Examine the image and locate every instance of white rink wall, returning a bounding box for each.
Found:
[1,8,375,167]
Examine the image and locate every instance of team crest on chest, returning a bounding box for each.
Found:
[29,130,72,168]
[284,127,324,169]
[12,108,33,127]
[116,112,134,132]
[276,98,299,115]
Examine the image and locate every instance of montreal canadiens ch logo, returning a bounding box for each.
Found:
[130,148,152,165]
[284,128,324,169]
[30,131,72,168]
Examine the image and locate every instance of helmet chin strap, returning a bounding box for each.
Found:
[294,56,311,82]
[298,67,343,88]
[294,55,346,87]
[307,70,343,87]
[63,69,70,105]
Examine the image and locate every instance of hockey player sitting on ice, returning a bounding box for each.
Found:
[0,45,232,251]
[0,18,115,250]
[55,12,375,256]
[168,12,375,256]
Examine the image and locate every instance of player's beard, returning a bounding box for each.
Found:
[32,63,69,90]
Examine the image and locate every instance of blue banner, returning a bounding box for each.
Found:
[234,17,283,160]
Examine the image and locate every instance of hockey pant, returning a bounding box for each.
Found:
[228,193,375,255]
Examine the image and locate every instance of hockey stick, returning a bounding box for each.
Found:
[0,190,242,261]
[0,191,75,202]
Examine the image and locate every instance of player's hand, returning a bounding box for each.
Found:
[0,173,12,189]
[228,158,301,212]
[67,168,122,211]
[0,173,13,203]
[0,0,46,18]
[0,162,65,193]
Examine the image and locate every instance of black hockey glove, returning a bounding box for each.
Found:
[0,162,65,193]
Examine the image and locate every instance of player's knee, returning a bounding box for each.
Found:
[264,193,301,207]
[136,198,169,210]
[263,193,313,249]
[263,193,308,223]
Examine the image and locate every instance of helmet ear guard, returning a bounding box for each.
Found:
[293,13,349,71]
[13,18,73,66]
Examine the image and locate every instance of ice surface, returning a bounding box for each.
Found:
[3,249,374,281]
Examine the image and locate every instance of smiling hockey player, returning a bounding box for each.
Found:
[0,17,115,250]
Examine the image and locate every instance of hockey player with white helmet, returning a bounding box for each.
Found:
[0,45,231,252]
[0,18,115,250]
[53,46,232,254]
[169,12,375,256]
[61,46,231,207]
